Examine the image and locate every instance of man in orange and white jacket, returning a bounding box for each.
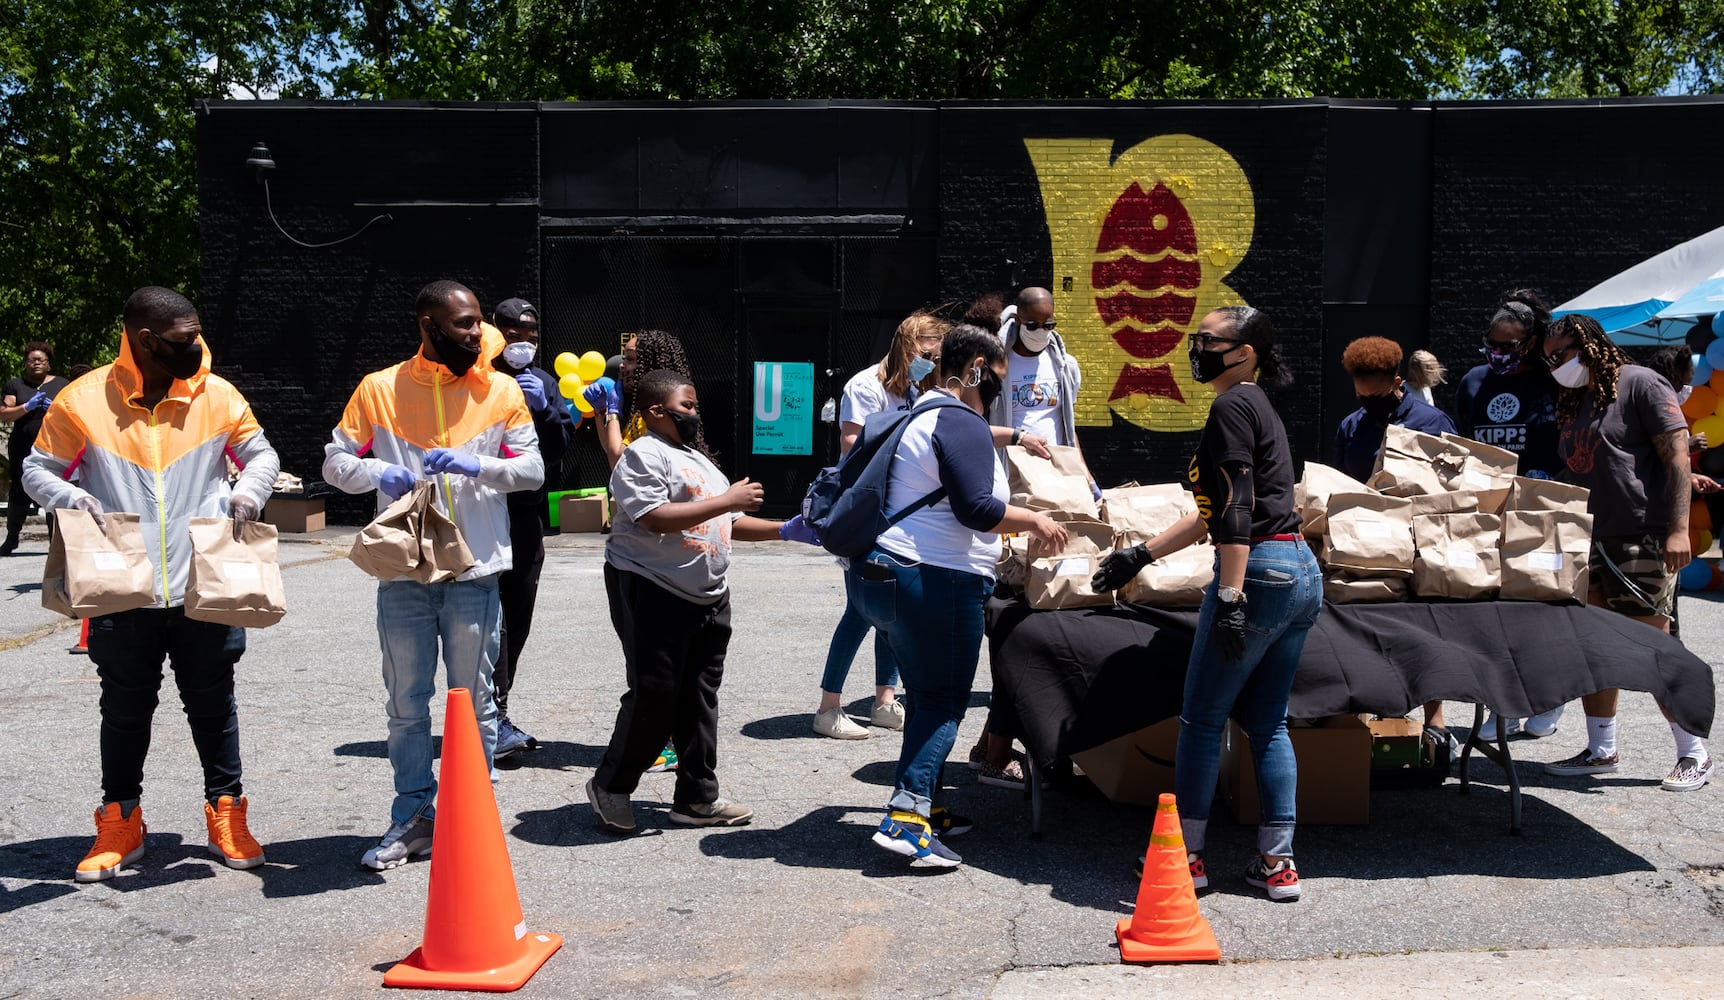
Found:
[323,279,544,871]
[23,286,281,882]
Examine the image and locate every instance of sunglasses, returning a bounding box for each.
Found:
[1021,320,1057,331]
[1188,334,1244,350]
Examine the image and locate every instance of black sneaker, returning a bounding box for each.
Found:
[931,807,973,837]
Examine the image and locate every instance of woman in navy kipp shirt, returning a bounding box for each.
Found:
[852,325,1069,870]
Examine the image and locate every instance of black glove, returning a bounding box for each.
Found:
[1212,598,1248,661]
[1091,543,1152,592]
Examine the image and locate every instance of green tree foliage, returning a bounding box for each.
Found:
[1,0,1720,380]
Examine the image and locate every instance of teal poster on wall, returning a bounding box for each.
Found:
[752,361,814,455]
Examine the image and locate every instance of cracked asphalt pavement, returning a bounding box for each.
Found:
[2,526,1723,998]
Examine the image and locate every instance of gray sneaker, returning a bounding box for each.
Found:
[587,777,637,834]
[360,816,434,870]
[495,717,536,759]
[669,798,754,827]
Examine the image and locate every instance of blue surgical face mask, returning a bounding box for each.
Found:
[908,355,935,383]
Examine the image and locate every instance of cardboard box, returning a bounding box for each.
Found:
[262,496,325,533]
[1368,716,1426,770]
[547,487,606,529]
[1221,714,1371,825]
[1070,718,1181,806]
[558,494,609,533]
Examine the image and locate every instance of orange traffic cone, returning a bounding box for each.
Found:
[68,618,89,655]
[384,688,562,991]
[1115,793,1221,964]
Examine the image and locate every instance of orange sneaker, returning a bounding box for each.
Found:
[75,802,146,883]
[204,795,265,870]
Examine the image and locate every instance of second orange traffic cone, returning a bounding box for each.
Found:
[1115,792,1221,964]
[68,618,89,655]
[383,688,562,991]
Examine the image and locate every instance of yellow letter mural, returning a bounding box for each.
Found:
[1025,135,1255,433]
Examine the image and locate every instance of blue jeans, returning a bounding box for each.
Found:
[818,597,901,696]
[1175,540,1322,858]
[849,549,987,818]
[377,575,501,827]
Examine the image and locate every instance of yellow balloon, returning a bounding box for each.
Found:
[554,352,580,378]
[559,374,584,400]
[574,392,595,415]
[1694,414,1724,448]
[577,350,607,382]
[1691,528,1713,555]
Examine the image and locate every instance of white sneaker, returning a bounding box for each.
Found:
[812,707,870,740]
[1524,705,1565,738]
[870,700,906,730]
[1478,713,1522,741]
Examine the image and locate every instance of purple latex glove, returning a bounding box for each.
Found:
[582,376,622,416]
[424,448,482,478]
[25,391,50,412]
[516,373,549,412]
[778,513,822,545]
[379,464,418,499]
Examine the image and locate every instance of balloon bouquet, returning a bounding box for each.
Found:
[1677,339,1724,591]
[553,350,613,429]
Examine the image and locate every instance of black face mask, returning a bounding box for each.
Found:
[1189,345,1247,384]
[667,409,702,448]
[1358,392,1399,420]
[151,333,203,381]
[977,366,1004,410]
[425,318,480,377]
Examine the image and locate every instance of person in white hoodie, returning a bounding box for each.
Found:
[323,280,544,870]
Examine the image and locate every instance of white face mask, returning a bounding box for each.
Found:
[502,341,537,369]
[1551,356,1590,389]
[1017,322,1051,353]
[1678,385,1694,405]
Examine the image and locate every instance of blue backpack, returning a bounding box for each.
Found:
[802,396,971,558]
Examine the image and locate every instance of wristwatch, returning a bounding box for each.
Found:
[1217,586,1247,604]
[1010,427,1024,446]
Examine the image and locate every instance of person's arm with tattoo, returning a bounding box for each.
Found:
[1655,426,1693,573]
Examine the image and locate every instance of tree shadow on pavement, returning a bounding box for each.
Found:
[250,835,387,897]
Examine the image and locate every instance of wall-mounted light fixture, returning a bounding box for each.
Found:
[247,141,392,250]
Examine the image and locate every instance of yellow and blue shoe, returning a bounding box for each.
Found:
[871,810,961,868]
[646,743,679,773]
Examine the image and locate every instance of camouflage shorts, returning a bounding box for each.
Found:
[1590,533,1675,619]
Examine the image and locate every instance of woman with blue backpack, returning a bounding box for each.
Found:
[848,324,1068,869]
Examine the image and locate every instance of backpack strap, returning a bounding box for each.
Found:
[880,395,973,527]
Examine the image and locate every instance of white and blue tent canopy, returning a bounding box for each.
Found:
[1553,223,1724,345]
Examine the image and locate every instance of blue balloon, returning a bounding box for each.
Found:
[1679,559,1712,592]
[1695,353,1713,387]
[1704,338,1724,372]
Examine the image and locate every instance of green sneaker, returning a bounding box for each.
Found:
[647,743,679,773]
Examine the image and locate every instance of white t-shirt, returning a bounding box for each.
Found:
[1007,348,1065,445]
[839,367,910,427]
[874,395,1010,579]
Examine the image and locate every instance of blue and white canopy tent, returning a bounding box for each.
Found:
[1553,223,1724,345]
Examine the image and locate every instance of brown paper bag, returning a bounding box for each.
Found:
[995,535,1031,592]
[1118,535,1215,608]
[1100,483,1197,536]
[1323,571,1408,604]
[1367,425,1467,497]
[1321,493,1415,576]
[1006,445,1098,518]
[1412,513,1502,600]
[1500,510,1593,602]
[42,509,156,619]
[1504,476,1592,513]
[1440,434,1518,514]
[1025,513,1114,609]
[349,480,475,583]
[1410,491,1480,518]
[184,518,288,628]
[1295,462,1373,538]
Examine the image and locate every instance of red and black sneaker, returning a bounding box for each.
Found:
[1131,851,1209,893]
[1245,856,1301,901]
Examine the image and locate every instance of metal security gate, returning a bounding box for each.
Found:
[538,234,937,517]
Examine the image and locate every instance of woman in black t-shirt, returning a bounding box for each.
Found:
[1094,306,1322,902]
[1,341,70,555]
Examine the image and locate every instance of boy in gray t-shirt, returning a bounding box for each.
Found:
[587,368,812,833]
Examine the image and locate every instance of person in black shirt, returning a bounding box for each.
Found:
[2,342,71,555]
[1453,290,1562,478]
[1330,336,1457,482]
[1094,306,1322,902]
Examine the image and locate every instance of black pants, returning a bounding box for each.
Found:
[88,607,247,804]
[6,445,33,542]
[494,508,546,717]
[595,563,729,806]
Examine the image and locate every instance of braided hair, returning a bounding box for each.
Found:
[621,329,710,455]
[1550,313,1631,426]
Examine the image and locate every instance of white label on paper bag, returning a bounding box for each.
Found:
[1528,551,1563,571]
[1130,495,1168,508]
[1055,558,1088,577]
[222,561,261,580]
[1463,469,1491,488]
[92,552,126,572]
[1448,548,1478,569]
[1356,519,1391,539]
